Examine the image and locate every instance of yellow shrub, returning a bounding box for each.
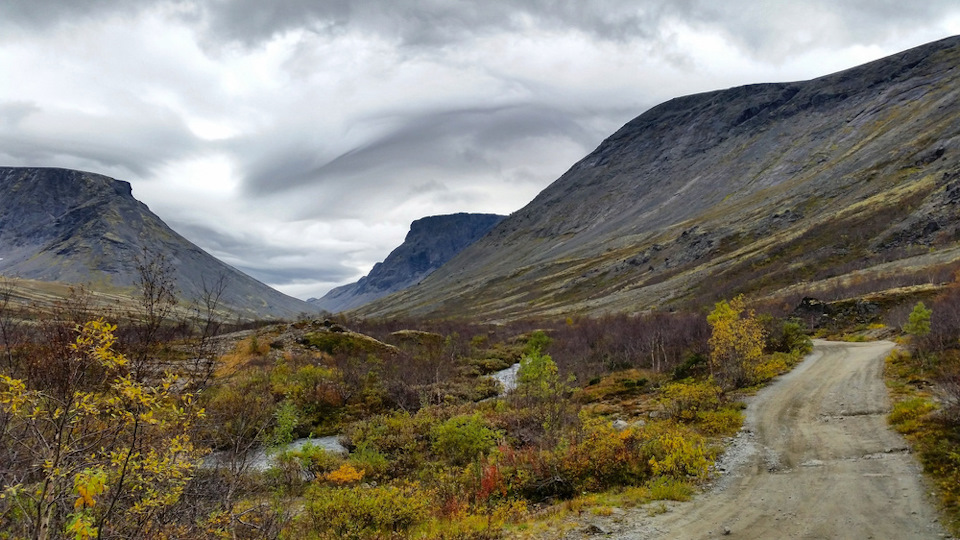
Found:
[695,407,744,436]
[325,463,365,485]
[645,428,709,480]
[749,353,790,384]
[889,397,937,434]
[659,380,723,422]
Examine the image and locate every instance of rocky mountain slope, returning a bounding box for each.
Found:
[310,213,504,313]
[0,167,315,319]
[357,35,960,321]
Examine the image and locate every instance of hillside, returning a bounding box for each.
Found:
[357,35,960,321]
[309,213,504,313]
[0,167,315,319]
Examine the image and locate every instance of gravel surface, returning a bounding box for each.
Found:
[559,340,953,540]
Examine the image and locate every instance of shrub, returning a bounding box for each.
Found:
[748,352,793,384]
[271,442,342,487]
[889,397,937,434]
[298,484,429,539]
[672,353,708,380]
[765,318,813,355]
[659,380,723,422]
[348,446,391,480]
[325,463,365,485]
[346,410,433,476]
[431,413,502,466]
[695,407,744,436]
[293,442,343,476]
[644,427,710,480]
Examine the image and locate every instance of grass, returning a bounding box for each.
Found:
[884,349,960,535]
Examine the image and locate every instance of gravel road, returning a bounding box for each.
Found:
[586,340,951,539]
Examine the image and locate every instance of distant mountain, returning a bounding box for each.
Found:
[310,213,504,313]
[356,35,960,320]
[0,167,315,319]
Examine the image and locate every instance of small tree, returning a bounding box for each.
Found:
[903,301,932,337]
[0,320,204,539]
[707,295,765,389]
[512,332,575,445]
[130,247,178,380]
[190,272,228,389]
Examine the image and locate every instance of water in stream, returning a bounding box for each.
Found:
[211,363,520,472]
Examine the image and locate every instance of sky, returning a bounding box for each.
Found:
[2,1,959,300]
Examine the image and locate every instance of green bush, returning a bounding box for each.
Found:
[765,318,813,355]
[348,446,391,480]
[288,442,342,478]
[904,302,932,337]
[346,410,433,476]
[430,413,502,466]
[672,353,707,380]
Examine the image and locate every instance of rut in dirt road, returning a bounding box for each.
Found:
[620,340,950,539]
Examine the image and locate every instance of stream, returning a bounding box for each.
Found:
[209,362,520,472]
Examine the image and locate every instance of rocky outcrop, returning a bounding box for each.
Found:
[309,213,504,313]
[356,35,960,320]
[0,167,315,319]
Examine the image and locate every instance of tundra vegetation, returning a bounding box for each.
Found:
[885,283,960,534]
[0,279,819,538]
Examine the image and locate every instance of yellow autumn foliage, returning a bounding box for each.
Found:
[325,463,365,485]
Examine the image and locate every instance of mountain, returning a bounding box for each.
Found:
[310,213,504,313]
[356,35,960,321]
[0,167,315,319]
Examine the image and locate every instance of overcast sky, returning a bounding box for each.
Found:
[2,1,959,300]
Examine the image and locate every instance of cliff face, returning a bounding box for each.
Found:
[356,35,960,320]
[0,167,315,319]
[310,213,504,313]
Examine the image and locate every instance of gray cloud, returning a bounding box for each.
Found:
[0,102,200,178]
[170,221,361,286]
[239,104,608,202]
[6,1,959,57]
[195,1,662,48]
[0,0,172,31]
[189,0,960,59]
[676,0,960,60]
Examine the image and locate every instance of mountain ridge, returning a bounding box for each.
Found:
[355,35,960,320]
[310,212,505,313]
[0,167,315,319]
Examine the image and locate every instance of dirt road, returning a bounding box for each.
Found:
[611,340,950,539]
